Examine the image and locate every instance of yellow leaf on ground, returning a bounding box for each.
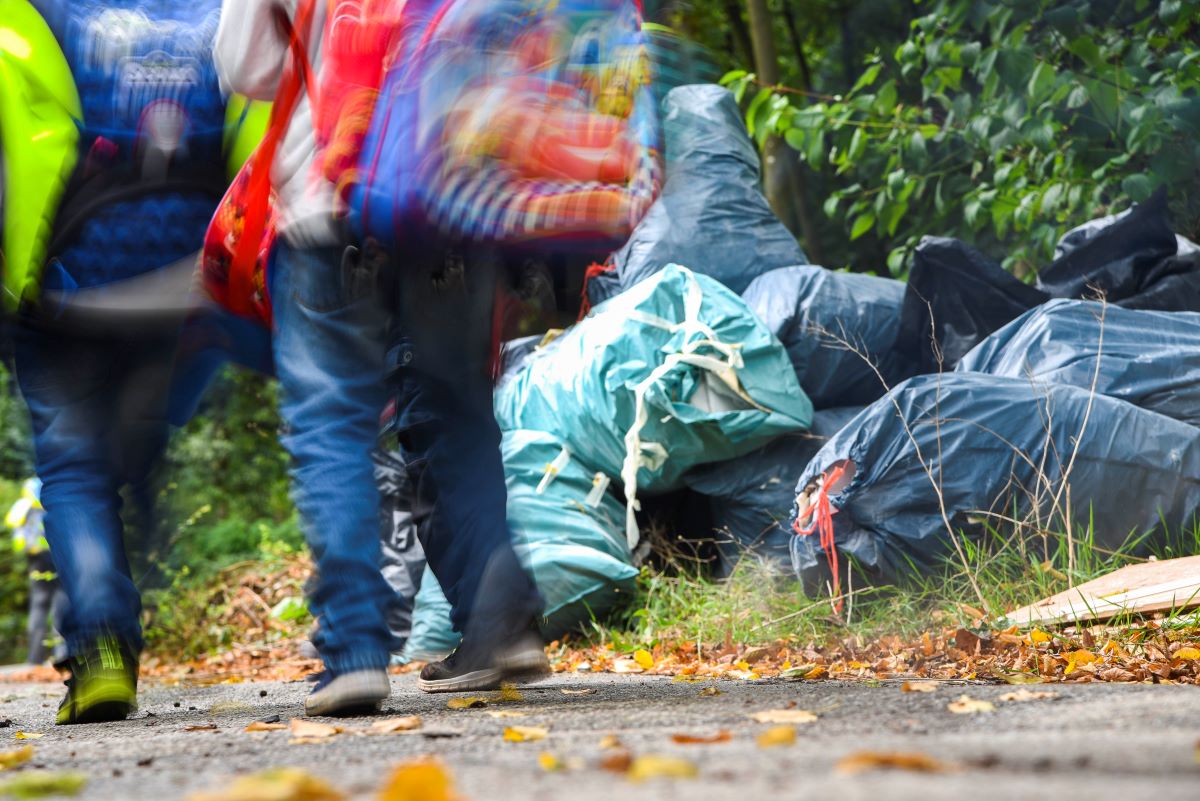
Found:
[376,760,457,801]
[599,735,624,750]
[370,717,422,735]
[187,768,343,801]
[1174,646,1200,661]
[0,746,33,771]
[560,688,596,696]
[748,709,818,724]
[756,727,796,748]
[998,690,1056,703]
[446,697,489,710]
[12,732,42,740]
[1028,629,1052,645]
[633,649,655,671]
[537,753,562,772]
[0,771,87,798]
[244,721,288,732]
[289,719,343,739]
[947,695,994,714]
[670,731,731,745]
[503,726,548,743]
[612,659,644,674]
[627,755,698,781]
[494,684,524,703]
[1064,650,1099,675]
[836,751,955,774]
[901,681,939,693]
[484,710,526,719]
[698,687,722,697]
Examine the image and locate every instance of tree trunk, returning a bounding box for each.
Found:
[720,0,755,70]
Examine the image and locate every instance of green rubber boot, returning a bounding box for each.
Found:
[55,636,138,725]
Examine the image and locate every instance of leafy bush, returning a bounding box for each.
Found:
[726,0,1200,275]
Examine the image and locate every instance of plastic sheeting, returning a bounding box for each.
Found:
[790,373,1200,587]
[404,430,637,656]
[684,407,862,577]
[742,266,913,408]
[958,300,1200,428]
[587,84,806,307]
[496,263,814,550]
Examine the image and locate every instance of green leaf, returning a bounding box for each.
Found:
[850,62,883,96]
[823,193,840,219]
[270,596,310,623]
[1027,62,1057,102]
[1066,83,1090,110]
[784,127,806,152]
[719,69,748,87]
[881,200,910,236]
[1121,173,1156,202]
[745,88,772,137]
[850,212,876,241]
[847,127,868,163]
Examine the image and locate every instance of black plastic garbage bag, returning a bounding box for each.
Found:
[588,84,806,307]
[1037,189,1179,299]
[684,407,863,577]
[958,299,1200,427]
[789,373,1200,588]
[896,237,1049,374]
[743,266,915,408]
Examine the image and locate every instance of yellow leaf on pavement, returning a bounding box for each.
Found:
[1064,650,1099,675]
[244,721,288,732]
[836,751,955,774]
[1174,646,1200,661]
[187,768,344,801]
[537,753,562,772]
[446,697,489,710]
[560,688,596,696]
[627,755,698,781]
[633,649,655,671]
[947,695,994,714]
[484,710,526,719]
[670,731,731,745]
[0,746,33,771]
[370,717,422,735]
[599,734,624,750]
[494,685,524,703]
[698,687,722,697]
[289,719,343,739]
[748,709,818,724]
[998,690,1056,702]
[12,732,42,740]
[901,681,939,693]
[503,726,548,743]
[1027,629,1052,645]
[376,760,458,801]
[755,727,796,748]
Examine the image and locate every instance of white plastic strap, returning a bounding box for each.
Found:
[584,472,611,508]
[536,446,571,495]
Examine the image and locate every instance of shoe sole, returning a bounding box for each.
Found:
[304,673,391,717]
[417,651,551,694]
[57,685,137,725]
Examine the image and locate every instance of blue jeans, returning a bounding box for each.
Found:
[269,241,396,673]
[13,323,176,655]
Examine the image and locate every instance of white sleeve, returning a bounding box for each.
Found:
[213,0,297,100]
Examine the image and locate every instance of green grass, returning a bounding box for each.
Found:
[586,518,1200,652]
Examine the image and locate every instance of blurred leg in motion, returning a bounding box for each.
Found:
[390,239,545,693]
[25,550,59,665]
[269,241,396,715]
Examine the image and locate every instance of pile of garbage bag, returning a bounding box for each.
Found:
[375,82,1200,648]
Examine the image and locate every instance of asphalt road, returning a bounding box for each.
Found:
[1,673,1197,800]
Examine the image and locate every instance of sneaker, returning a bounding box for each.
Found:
[417,624,549,693]
[304,669,391,717]
[55,635,138,725]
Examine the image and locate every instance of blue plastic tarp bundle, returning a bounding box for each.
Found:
[789,373,1200,587]
[402,429,637,659]
[683,407,862,577]
[496,263,814,550]
[586,84,806,307]
[958,300,1200,428]
[742,266,914,409]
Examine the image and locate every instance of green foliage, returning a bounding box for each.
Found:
[725,0,1200,275]
[0,364,34,481]
[0,477,29,663]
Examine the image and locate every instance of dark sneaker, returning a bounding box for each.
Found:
[417,624,549,693]
[56,636,138,725]
[304,669,391,717]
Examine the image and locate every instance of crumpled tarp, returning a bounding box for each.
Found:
[403,429,637,657]
[742,266,915,408]
[684,406,862,577]
[789,373,1200,587]
[958,299,1200,428]
[587,84,806,307]
[497,263,814,550]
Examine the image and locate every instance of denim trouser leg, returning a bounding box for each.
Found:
[270,241,395,673]
[392,243,542,635]
[12,328,169,656]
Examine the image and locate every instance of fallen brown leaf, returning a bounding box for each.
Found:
[244,721,288,732]
[184,723,218,732]
[901,681,939,693]
[369,716,422,735]
[698,686,722,697]
[946,695,994,714]
[599,751,633,773]
[446,697,489,710]
[288,719,344,744]
[748,709,818,724]
[670,731,731,745]
[836,750,955,774]
[997,689,1056,702]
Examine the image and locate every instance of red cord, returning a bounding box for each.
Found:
[793,464,846,612]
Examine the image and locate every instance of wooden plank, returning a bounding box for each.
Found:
[1005,555,1200,627]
